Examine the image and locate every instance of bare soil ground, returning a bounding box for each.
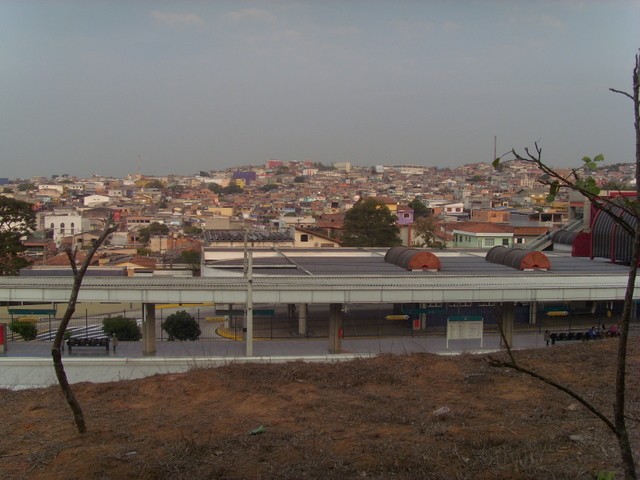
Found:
[1,338,638,480]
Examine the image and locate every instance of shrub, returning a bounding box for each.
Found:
[10,320,38,340]
[102,316,142,341]
[161,310,201,341]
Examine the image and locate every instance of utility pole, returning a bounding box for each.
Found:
[243,228,248,277]
[246,251,253,357]
[493,136,497,162]
[243,227,253,356]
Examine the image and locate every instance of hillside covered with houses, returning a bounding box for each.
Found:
[1,158,635,276]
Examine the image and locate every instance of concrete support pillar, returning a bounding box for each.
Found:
[419,302,427,330]
[500,302,515,349]
[287,304,296,320]
[529,302,537,325]
[328,303,343,354]
[142,303,156,355]
[297,303,308,335]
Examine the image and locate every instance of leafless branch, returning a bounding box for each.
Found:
[487,356,616,434]
[610,88,634,100]
[489,303,616,433]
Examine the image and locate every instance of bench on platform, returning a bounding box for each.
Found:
[549,331,585,343]
[66,337,110,353]
[549,330,618,344]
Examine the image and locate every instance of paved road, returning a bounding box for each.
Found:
[0,330,553,390]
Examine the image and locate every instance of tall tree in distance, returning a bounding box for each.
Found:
[408,198,430,219]
[492,50,639,479]
[412,216,443,248]
[0,197,36,275]
[341,198,401,247]
[137,222,169,244]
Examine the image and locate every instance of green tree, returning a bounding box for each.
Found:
[17,183,35,191]
[102,316,142,341]
[342,198,401,247]
[412,216,443,248]
[223,182,244,194]
[0,197,36,275]
[184,226,203,236]
[145,179,165,189]
[600,180,633,191]
[161,310,201,341]
[207,183,223,194]
[138,222,169,243]
[179,250,201,276]
[168,184,185,195]
[294,175,306,183]
[408,199,430,219]
[260,183,279,192]
[314,162,335,171]
[10,320,38,340]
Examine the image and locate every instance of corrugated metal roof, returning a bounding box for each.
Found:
[1,250,635,305]
[204,230,293,243]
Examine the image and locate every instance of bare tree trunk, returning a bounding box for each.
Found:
[615,222,639,479]
[51,218,118,435]
[51,272,87,433]
[613,51,640,480]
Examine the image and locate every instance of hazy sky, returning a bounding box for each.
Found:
[2,1,639,179]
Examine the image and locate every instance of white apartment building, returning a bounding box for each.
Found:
[332,162,352,172]
[83,194,110,207]
[44,213,91,246]
[394,165,425,175]
[38,184,64,194]
[65,184,85,193]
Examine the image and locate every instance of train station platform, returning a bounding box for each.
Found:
[0,329,554,390]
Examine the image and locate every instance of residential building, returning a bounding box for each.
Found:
[293,227,341,248]
[452,222,514,249]
[44,212,91,246]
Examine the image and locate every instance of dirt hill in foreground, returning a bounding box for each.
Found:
[1,338,638,480]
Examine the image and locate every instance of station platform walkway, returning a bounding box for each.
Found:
[0,329,558,390]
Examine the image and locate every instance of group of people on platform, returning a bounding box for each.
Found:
[587,324,619,339]
[544,323,619,346]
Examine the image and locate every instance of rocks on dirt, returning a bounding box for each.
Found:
[432,406,451,417]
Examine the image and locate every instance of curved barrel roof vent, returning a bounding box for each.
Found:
[485,246,551,271]
[552,230,579,246]
[384,246,441,271]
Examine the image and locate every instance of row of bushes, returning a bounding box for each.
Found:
[9,310,202,342]
[9,320,38,340]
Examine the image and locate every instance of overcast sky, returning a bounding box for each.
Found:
[1,1,639,179]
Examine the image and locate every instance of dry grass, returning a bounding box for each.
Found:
[0,338,638,479]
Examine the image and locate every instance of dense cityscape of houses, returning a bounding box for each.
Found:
[0,158,635,276]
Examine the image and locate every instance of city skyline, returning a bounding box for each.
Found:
[2,1,639,179]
